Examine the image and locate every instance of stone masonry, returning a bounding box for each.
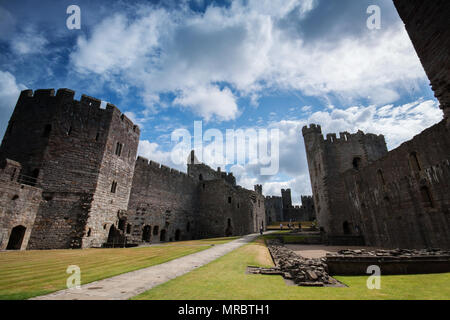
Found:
[0,94,265,249]
[301,1,450,249]
[264,190,315,224]
[0,159,42,250]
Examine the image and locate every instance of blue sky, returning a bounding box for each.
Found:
[0,0,443,204]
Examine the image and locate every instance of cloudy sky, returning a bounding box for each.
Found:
[0,0,443,204]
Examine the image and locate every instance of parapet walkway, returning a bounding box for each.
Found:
[31,232,267,300]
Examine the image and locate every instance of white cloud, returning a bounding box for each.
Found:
[0,71,26,139]
[228,99,443,200]
[10,25,48,55]
[138,139,187,172]
[69,1,426,122]
[174,85,239,121]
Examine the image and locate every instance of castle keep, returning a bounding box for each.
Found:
[302,0,450,249]
[0,91,266,250]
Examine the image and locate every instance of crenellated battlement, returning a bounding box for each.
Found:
[322,129,385,145]
[135,156,190,179]
[16,88,140,134]
[302,124,322,136]
[81,94,101,108]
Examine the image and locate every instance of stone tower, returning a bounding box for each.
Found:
[281,188,292,209]
[0,89,140,249]
[302,124,387,236]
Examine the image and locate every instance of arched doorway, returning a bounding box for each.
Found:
[142,225,151,242]
[175,229,181,241]
[7,225,26,250]
[107,225,120,244]
[225,218,233,237]
[343,221,352,235]
[160,229,167,242]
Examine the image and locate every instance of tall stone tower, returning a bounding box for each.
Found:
[0,89,140,249]
[281,189,293,209]
[302,124,387,236]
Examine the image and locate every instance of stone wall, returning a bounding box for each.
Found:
[0,159,42,250]
[393,0,450,119]
[265,196,283,224]
[126,157,198,244]
[0,89,140,249]
[187,151,236,186]
[195,179,266,238]
[302,125,388,235]
[343,120,450,248]
[82,105,139,248]
[302,120,450,248]
[0,89,267,250]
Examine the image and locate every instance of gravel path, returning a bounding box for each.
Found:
[31,232,265,300]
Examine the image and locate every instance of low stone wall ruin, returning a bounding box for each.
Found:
[326,249,450,275]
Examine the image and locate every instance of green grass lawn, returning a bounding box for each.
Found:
[266,222,313,230]
[133,238,450,300]
[0,237,237,300]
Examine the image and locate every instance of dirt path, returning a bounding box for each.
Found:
[31,232,267,300]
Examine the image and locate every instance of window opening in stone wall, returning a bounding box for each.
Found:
[409,152,421,172]
[111,181,117,193]
[153,225,159,235]
[126,224,131,234]
[352,157,362,170]
[228,196,232,204]
[175,229,181,241]
[115,142,123,156]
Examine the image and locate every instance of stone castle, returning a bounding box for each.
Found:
[0,0,449,251]
[0,90,267,250]
[265,191,315,224]
[302,0,450,249]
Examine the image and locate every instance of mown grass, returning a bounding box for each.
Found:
[266,221,314,230]
[263,233,320,244]
[133,238,450,300]
[0,236,237,300]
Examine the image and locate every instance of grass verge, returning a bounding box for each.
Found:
[133,238,450,300]
[0,236,237,300]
